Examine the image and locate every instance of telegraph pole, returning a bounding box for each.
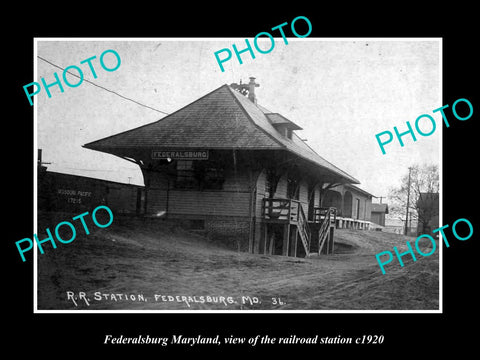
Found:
[375,196,385,204]
[404,167,412,236]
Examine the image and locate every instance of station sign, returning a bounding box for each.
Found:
[151,150,209,160]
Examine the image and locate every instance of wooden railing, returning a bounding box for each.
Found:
[262,200,338,257]
[316,207,337,254]
[263,198,301,223]
[296,203,311,256]
[262,198,310,256]
[312,207,337,224]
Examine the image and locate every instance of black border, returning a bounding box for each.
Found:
[6,7,479,356]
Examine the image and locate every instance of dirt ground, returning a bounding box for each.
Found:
[36,213,439,311]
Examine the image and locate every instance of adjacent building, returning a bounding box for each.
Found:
[323,184,373,229]
[416,192,439,235]
[370,203,389,227]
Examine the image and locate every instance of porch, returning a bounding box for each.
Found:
[259,198,337,257]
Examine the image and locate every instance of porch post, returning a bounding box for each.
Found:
[283,224,290,256]
[293,229,298,257]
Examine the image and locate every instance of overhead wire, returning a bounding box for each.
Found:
[37,55,170,115]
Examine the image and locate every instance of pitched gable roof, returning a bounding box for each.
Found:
[84,84,359,184]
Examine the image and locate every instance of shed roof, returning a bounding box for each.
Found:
[265,113,303,130]
[344,183,375,198]
[371,203,389,213]
[84,84,359,184]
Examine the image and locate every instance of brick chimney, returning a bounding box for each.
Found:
[248,77,260,104]
[230,77,260,103]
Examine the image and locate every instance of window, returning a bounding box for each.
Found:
[175,160,197,189]
[265,170,280,198]
[265,176,271,197]
[308,185,315,221]
[355,198,361,219]
[287,177,299,200]
[286,128,293,139]
[273,124,294,139]
[175,160,225,190]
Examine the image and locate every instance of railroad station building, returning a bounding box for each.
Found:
[84,78,373,257]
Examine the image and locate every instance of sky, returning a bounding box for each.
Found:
[35,38,441,202]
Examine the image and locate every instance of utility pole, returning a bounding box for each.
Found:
[404,167,412,236]
[375,196,385,204]
[37,149,51,167]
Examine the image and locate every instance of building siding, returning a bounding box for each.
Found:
[146,188,167,214]
[314,186,321,208]
[143,166,253,218]
[364,199,372,222]
[371,212,385,226]
[168,190,251,217]
[222,167,251,192]
[255,169,267,218]
[275,175,288,198]
[299,179,309,214]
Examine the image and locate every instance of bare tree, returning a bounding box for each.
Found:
[388,164,439,234]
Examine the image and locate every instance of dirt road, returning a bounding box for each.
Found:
[37,214,439,311]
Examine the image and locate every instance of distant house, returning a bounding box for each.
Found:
[84,78,373,257]
[416,192,439,235]
[371,203,389,227]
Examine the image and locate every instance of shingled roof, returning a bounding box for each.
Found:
[84,84,359,184]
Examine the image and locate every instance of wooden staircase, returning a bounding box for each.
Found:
[317,208,332,254]
[296,203,311,257]
[262,199,336,258]
[309,207,337,255]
